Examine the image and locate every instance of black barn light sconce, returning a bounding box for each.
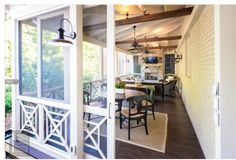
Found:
[174,52,182,64]
[48,18,76,47]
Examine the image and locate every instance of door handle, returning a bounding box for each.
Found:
[109,102,111,119]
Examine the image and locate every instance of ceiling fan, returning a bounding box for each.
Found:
[127,25,143,51]
[142,36,155,54]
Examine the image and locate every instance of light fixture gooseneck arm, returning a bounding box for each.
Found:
[59,18,76,39]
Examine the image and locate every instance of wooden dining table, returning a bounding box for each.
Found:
[100,89,146,113]
[114,89,146,112]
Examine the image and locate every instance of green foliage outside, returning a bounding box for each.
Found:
[5,85,12,115]
[83,41,101,82]
[20,22,38,95]
[5,40,11,77]
[20,19,64,97]
[4,18,103,115]
[41,26,64,97]
[5,19,12,114]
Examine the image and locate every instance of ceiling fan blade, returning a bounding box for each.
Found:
[127,48,138,51]
[131,51,140,54]
[137,44,144,47]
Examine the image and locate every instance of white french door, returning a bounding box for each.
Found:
[12,7,80,159]
[82,5,116,159]
[11,4,115,159]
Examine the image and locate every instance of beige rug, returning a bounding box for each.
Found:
[115,112,168,153]
[93,112,168,153]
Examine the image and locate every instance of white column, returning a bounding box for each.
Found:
[106,5,115,159]
[69,5,83,159]
[11,18,21,141]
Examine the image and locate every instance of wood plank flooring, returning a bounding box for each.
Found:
[115,92,205,159]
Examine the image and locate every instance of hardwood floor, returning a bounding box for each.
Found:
[115,92,205,159]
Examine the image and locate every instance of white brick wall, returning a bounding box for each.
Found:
[176,6,215,158]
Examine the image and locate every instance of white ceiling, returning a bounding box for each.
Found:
[83,5,190,53]
[5,5,192,53]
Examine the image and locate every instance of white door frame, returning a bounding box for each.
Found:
[69,5,84,159]
[106,4,116,159]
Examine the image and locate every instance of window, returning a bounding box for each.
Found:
[126,54,133,74]
[19,19,38,97]
[133,56,141,73]
[165,54,175,74]
[117,51,126,76]
[19,10,69,102]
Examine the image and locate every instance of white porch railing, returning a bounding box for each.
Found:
[83,105,108,159]
[14,80,108,158]
[83,79,107,102]
[16,95,72,158]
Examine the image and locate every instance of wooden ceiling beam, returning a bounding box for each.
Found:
[128,45,178,51]
[83,7,193,31]
[116,35,182,45]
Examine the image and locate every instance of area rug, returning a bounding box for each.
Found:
[115,112,168,153]
[93,112,168,153]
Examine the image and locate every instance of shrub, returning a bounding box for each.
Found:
[5,85,12,115]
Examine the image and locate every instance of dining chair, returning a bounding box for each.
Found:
[164,79,177,97]
[128,89,155,120]
[83,91,91,127]
[141,97,155,120]
[120,95,149,140]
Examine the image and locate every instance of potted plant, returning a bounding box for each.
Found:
[115,80,126,94]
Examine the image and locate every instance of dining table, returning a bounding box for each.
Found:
[122,79,168,100]
[100,89,146,115]
[114,89,146,113]
[125,83,155,98]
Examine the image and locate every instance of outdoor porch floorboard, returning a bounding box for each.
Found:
[115,91,205,159]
